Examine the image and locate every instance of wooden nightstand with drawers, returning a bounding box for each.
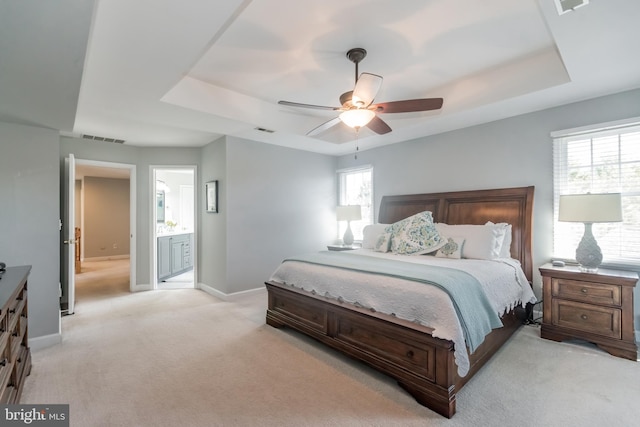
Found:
[539,263,637,360]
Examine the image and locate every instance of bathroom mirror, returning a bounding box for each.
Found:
[156,190,165,223]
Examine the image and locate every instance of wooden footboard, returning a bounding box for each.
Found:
[265,280,524,418]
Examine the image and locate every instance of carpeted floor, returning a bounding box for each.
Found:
[21,260,640,426]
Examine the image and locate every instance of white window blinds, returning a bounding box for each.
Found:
[552,120,640,265]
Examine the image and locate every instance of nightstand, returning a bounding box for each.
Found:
[539,263,638,360]
[327,245,356,251]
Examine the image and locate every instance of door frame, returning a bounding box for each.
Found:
[151,165,197,289]
[74,158,137,292]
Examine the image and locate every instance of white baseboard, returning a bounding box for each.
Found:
[532,308,543,323]
[132,283,153,292]
[83,254,130,262]
[29,332,62,352]
[198,282,266,301]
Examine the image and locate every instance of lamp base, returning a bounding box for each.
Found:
[343,222,354,247]
[575,222,603,272]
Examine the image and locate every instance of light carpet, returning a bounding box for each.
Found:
[21,260,640,426]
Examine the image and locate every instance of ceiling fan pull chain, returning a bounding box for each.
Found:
[354,128,360,159]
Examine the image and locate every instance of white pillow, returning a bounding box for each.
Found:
[435,223,506,260]
[362,224,390,249]
[435,236,465,259]
[485,221,512,258]
[388,211,446,255]
[374,232,392,253]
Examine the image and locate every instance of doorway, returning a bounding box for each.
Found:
[63,159,137,314]
[153,167,196,289]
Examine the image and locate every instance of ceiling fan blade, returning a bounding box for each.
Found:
[307,117,342,136]
[352,73,383,107]
[372,98,443,114]
[278,100,339,111]
[366,115,392,135]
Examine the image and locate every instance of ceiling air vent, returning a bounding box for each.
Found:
[82,134,125,144]
[554,0,589,15]
[255,127,275,133]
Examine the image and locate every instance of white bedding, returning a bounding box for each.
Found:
[269,248,537,376]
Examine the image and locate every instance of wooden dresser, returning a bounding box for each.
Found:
[539,263,637,360]
[0,265,32,403]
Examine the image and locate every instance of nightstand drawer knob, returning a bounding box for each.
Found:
[581,288,588,294]
[581,314,588,320]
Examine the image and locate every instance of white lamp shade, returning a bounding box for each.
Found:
[558,193,622,223]
[336,205,362,221]
[339,109,375,128]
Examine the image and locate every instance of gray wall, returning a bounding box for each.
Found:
[198,136,337,294]
[199,138,227,291]
[337,88,640,328]
[0,122,61,342]
[61,135,337,296]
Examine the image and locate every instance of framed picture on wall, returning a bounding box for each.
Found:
[206,180,218,213]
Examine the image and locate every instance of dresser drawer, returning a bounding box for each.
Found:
[0,358,14,403]
[551,278,621,306]
[552,299,621,339]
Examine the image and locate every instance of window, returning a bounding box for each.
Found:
[552,119,640,265]
[338,166,373,241]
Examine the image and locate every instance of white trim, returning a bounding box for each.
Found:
[533,308,543,324]
[336,164,373,174]
[29,332,62,351]
[198,283,266,301]
[550,116,640,138]
[74,158,137,293]
[83,255,130,262]
[132,283,152,292]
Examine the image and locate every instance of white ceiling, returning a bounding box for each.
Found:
[2,0,640,156]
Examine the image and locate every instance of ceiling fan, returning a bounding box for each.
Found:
[278,48,444,137]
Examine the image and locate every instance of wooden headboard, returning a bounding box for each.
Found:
[378,186,534,282]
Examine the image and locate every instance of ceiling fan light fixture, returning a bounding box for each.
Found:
[339,109,375,128]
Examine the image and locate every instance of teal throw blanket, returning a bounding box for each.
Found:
[284,251,503,353]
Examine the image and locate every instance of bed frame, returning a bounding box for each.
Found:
[265,186,534,418]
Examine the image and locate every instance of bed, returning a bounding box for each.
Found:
[265,186,535,418]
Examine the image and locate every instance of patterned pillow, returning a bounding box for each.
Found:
[388,211,446,255]
[435,236,465,259]
[374,232,392,252]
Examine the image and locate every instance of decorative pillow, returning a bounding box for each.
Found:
[362,223,391,249]
[435,223,506,260]
[374,232,392,253]
[435,236,465,259]
[388,211,446,255]
[486,221,512,258]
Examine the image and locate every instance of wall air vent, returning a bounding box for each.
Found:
[554,0,589,15]
[255,127,275,133]
[82,134,125,144]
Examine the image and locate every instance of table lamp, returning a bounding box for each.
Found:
[558,193,622,272]
[336,205,362,247]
